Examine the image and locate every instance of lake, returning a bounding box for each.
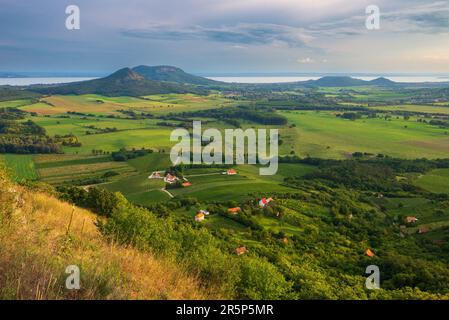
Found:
[206,75,449,84]
[1,75,448,86]
[0,77,96,86]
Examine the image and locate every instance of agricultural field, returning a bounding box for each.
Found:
[34,154,135,185]
[0,154,38,181]
[18,93,236,116]
[371,104,449,115]
[281,110,449,159]
[27,115,174,154]
[413,168,449,193]
[168,163,314,202]
[0,98,35,108]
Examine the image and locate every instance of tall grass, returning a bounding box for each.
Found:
[0,166,213,300]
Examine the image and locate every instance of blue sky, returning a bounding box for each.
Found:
[1,0,449,74]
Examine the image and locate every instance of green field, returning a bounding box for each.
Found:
[0,99,35,108]
[168,163,313,202]
[371,104,449,115]
[19,93,236,116]
[281,111,449,159]
[34,154,135,185]
[413,168,449,193]
[0,154,38,181]
[28,115,174,154]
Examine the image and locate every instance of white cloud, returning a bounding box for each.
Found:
[298,57,314,64]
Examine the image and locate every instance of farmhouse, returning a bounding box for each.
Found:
[148,171,163,179]
[223,169,237,175]
[259,197,273,208]
[164,173,179,184]
[235,246,247,256]
[182,181,192,187]
[406,216,418,223]
[198,210,209,216]
[418,227,429,234]
[365,249,375,257]
[228,207,241,214]
[195,212,205,222]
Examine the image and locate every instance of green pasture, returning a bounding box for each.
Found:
[413,168,449,193]
[0,154,38,181]
[282,111,449,159]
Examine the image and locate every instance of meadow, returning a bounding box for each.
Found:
[371,104,449,115]
[281,111,449,159]
[0,154,37,181]
[413,168,449,193]
[19,93,236,116]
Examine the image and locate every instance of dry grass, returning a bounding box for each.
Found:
[0,174,215,300]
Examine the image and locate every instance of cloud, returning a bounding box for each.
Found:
[122,23,313,47]
[306,0,449,36]
[298,57,314,64]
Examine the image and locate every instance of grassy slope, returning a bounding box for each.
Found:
[0,171,212,300]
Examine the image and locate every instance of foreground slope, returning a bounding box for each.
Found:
[0,168,211,300]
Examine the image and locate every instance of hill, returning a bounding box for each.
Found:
[132,65,222,86]
[0,167,212,299]
[303,76,378,87]
[31,68,207,97]
[369,77,397,86]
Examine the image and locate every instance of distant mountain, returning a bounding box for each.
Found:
[303,76,373,87]
[132,65,222,85]
[296,76,402,87]
[32,67,206,96]
[369,77,397,86]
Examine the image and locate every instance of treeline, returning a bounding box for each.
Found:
[0,119,62,153]
[0,136,62,154]
[111,148,153,161]
[0,107,28,120]
[280,155,449,173]
[282,156,449,193]
[175,106,288,126]
[0,86,40,102]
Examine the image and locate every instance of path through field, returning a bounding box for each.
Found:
[161,188,174,198]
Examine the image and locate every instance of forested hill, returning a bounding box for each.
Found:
[31,68,208,97]
[132,65,223,85]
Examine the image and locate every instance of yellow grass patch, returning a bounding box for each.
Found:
[0,176,214,299]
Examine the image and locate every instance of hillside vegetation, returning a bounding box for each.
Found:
[0,166,212,299]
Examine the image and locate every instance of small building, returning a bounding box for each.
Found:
[223,169,237,175]
[164,173,179,184]
[198,210,209,216]
[259,197,273,208]
[182,181,192,187]
[406,216,418,223]
[228,207,241,214]
[418,227,429,234]
[399,225,407,229]
[195,212,205,222]
[282,237,289,244]
[365,249,375,257]
[149,171,163,179]
[235,246,247,256]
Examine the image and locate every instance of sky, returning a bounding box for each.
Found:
[1,0,449,74]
